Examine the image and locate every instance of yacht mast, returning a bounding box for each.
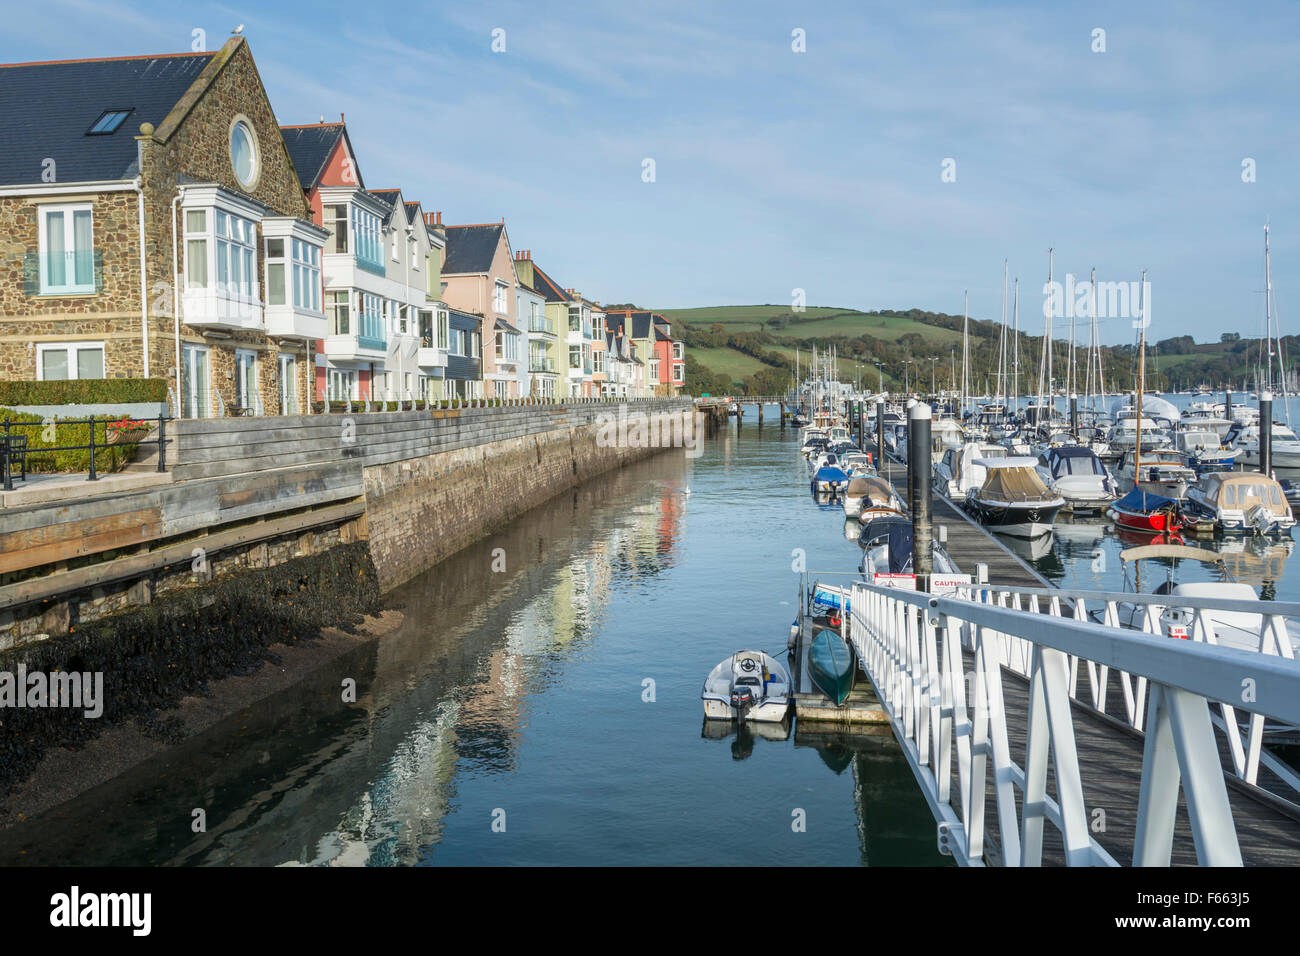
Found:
[998,259,1008,412]
[1012,278,1020,414]
[1135,269,1147,481]
[961,290,970,420]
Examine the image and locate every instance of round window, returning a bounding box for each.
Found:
[230,119,258,189]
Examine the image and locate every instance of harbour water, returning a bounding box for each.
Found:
[0,421,943,867]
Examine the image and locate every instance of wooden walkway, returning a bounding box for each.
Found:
[877,456,1043,588]
[870,451,1300,865]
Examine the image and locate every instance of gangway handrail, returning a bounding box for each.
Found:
[971,582,1300,618]
[848,578,1300,867]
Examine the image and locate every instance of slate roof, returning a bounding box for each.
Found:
[367,188,401,222]
[495,318,520,333]
[605,310,654,339]
[0,51,214,186]
[443,223,504,274]
[528,261,572,303]
[280,122,350,191]
[403,201,421,225]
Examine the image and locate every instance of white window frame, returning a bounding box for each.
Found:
[38,203,96,295]
[36,341,105,380]
[438,309,450,350]
[494,280,509,315]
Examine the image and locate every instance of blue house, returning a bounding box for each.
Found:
[444,308,482,398]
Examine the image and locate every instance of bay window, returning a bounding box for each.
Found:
[215,209,256,298]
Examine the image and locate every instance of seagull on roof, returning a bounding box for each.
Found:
[233,24,244,35]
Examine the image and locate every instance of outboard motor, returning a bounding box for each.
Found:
[730,686,755,722]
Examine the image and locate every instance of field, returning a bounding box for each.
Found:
[686,346,773,383]
[656,305,963,346]
[662,304,969,388]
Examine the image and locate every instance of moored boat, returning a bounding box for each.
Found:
[808,629,855,706]
[842,474,903,518]
[1035,445,1117,513]
[1109,488,1184,534]
[964,458,1065,538]
[1185,471,1296,535]
[811,464,850,494]
[701,651,792,723]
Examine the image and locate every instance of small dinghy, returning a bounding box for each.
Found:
[809,629,855,705]
[701,650,792,722]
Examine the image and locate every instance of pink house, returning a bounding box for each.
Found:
[440,221,522,398]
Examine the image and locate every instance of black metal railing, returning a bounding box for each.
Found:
[1,414,169,491]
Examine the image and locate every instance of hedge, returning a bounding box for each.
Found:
[0,408,138,473]
[0,378,169,407]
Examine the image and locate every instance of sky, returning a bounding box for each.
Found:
[4,0,1298,344]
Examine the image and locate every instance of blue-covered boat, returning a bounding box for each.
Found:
[811,465,850,494]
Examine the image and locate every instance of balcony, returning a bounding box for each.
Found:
[529,319,555,335]
[26,250,102,296]
[529,357,556,373]
[355,234,385,276]
[324,318,386,362]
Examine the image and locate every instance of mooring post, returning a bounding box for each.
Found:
[875,400,885,470]
[909,401,933,585]
[1225,389,1233,424]
[1069,392,1079,438]
[1260,391,1273,477]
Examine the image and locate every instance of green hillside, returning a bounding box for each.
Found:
[658,303,1296,397]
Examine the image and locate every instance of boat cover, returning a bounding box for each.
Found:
[1113,488,1179,513]
[975,465,1051,502]
[813,466,849,483]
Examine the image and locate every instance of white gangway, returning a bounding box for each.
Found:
[847,578,1300,866]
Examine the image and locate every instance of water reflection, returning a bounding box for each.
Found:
[1,423,944,867]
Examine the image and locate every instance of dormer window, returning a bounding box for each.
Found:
[87,109,131,135]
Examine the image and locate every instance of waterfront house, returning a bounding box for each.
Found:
[0,37,326,416]
[521,258,586,398]
[366,189,446,402]
[444,306,483,398]
[441,222,521,399]
[653,318,685,394]
[512,250,556,398]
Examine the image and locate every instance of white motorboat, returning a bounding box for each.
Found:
[842,474,904,518]
[1035,445,1117,513]
[933,441,1006,498]
[965,458,1066,538]
[1185,471,1296,534]
[1226,421,1300,470]
[701,650,792,723]
[1116,449,1196,499]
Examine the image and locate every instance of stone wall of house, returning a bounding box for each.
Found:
[136,36,316,415]
[0,190,149,380]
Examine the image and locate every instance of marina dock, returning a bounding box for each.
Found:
[849,445,1300,865]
